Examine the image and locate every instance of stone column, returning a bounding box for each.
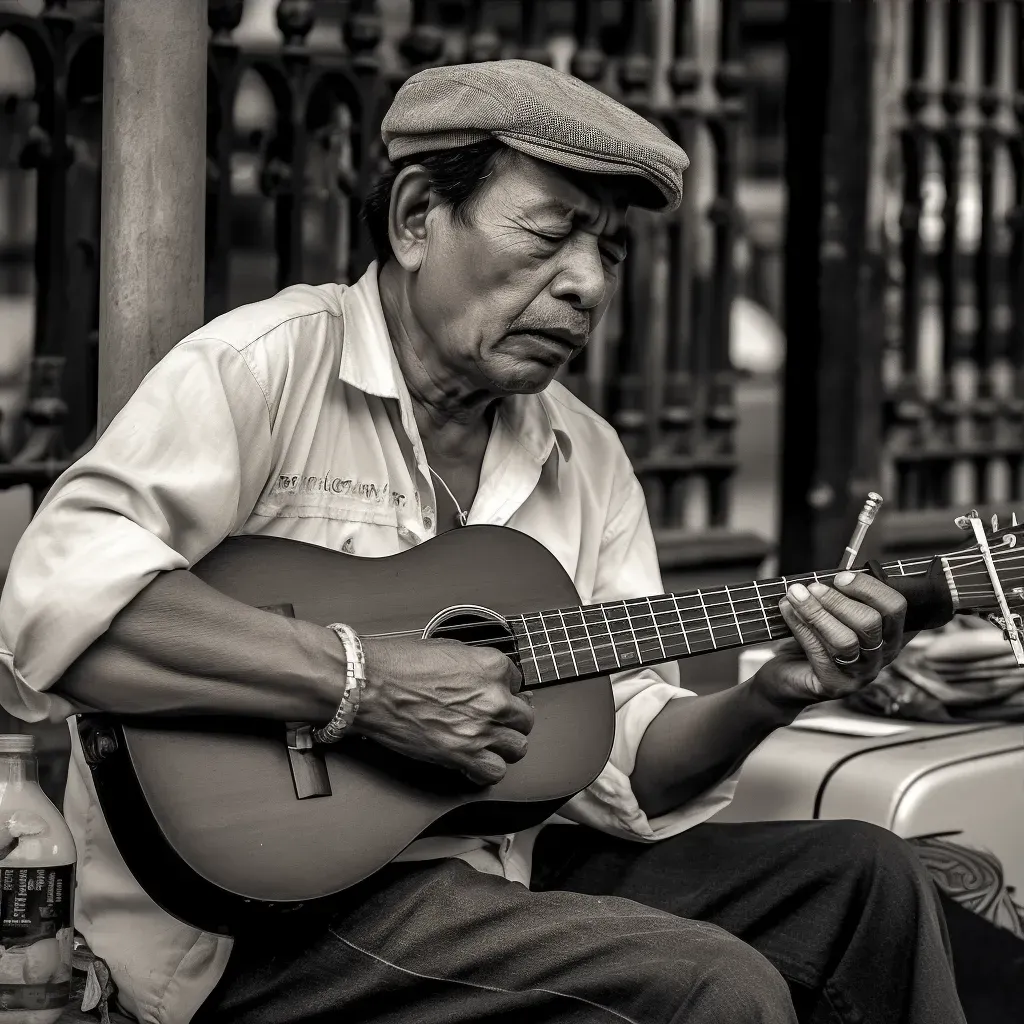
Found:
[97,0,207,433]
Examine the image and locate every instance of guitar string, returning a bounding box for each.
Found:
[387,550,1024,647]
[359,549,1024,654]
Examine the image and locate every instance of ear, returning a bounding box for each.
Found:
[387,165,437,272]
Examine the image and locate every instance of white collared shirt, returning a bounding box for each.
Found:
[0,264,736,1023]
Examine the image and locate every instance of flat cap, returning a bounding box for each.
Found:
[381,59,689,213]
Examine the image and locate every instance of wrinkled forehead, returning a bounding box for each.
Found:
[497,153,630,235]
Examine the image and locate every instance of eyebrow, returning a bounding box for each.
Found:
[532,199,628,248]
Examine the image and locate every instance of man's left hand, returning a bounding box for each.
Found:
[754,570,909,705]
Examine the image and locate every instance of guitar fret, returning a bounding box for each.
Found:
[621,603,645,665]
[673,593,714,652]
[598,604,623,671]
[527,613,559,683]
[752,581,772,637]
[556,609,580,677]
[576,606,614,674]
[648,597,668,660]
[512,549,943,686]
[559,607,601,677]
[696,590,717,650]
[602,603,643,667]
[724,587,744,643]
[669,595,692,655]
[622,598,668,663]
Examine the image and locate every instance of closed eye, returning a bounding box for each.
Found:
[600,245,627,266]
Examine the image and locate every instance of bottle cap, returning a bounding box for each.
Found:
[0,735,35,754]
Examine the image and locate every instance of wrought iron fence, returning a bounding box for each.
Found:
[878,0,1024,557]
[0,0,767,595]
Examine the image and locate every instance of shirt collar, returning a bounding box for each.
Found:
[339,263,572,465]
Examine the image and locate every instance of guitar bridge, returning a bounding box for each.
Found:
[259,603,333,800]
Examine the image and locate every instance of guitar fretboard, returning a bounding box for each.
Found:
[509,560,923,687]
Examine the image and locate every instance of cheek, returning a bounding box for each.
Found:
[427,243,541,336]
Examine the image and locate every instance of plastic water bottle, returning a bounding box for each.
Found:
[0,735,76,1023]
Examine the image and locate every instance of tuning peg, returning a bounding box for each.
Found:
[1014,512,1019,528]
[992,514,1000,532]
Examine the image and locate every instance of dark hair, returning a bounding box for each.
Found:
[360,140,509,264]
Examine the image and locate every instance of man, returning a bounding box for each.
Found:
[0,60,964,1024]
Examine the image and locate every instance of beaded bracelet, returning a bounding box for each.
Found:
[311,622,367,745]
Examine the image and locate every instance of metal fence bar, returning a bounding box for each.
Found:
[0,0,765,590]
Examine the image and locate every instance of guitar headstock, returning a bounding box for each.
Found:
[941,510,1024,664]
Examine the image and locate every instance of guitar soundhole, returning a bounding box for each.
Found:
[422,608,519,666]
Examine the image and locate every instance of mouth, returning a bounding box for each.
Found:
[518,328,587,353]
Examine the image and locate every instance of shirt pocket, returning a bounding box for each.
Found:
[248,493,404,556]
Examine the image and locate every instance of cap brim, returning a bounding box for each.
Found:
[495,133,682,212]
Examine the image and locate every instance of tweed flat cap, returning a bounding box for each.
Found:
[381,60,689,212]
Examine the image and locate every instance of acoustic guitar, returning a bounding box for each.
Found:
[75,516,1023,934]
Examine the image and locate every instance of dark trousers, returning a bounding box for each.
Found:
[196,819,966,1023]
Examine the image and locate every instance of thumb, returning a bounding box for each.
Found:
[771,637,803,657]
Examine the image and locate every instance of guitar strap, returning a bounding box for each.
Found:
[259,603,333,800]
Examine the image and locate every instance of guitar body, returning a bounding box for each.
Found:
[78,527,615,933]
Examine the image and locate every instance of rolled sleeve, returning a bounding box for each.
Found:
[556,468,737,841]
[0,337,272,724]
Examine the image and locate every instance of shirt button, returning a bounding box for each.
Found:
[422,515,433,530]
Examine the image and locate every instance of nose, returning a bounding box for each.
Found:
[549,234,609,312]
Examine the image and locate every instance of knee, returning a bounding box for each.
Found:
[814,819,935,899]
[660,926,795,1023]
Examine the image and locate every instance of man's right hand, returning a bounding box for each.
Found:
[352,634,535,786]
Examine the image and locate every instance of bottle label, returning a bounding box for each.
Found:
[0,865,74,1010]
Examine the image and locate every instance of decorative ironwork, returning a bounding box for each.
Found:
[0,0,763,584]
[876,0,1024,559]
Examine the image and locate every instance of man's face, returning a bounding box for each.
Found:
[407,153,629,395]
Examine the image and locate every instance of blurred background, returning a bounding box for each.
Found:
[0,0,1021,692]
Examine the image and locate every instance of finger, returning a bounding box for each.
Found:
[487,726,529,765]
[806,582,884,651]
[476,647,524,694]
[831,571,908,645]
[504,656,525,694]
[460,750,508,787]
[779,598,835,678]
[785,584,861,663]
[495,690,536,735]
[771,637,803,657]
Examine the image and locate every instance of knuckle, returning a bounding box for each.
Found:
[834,627,860,656]
[860,609,884,635]
[479,646,509,673]
[521,702,536,733]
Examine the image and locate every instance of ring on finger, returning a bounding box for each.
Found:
[833,652,860,666]
[861,639,883,652]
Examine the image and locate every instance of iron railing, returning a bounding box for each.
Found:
[0,0,768,591]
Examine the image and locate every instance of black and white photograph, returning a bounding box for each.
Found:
[0,1,1021,1021]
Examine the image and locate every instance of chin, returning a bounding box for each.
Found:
[489,367,558,395]
[483,350,565,393]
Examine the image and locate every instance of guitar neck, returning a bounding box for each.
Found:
[510,555,940,688]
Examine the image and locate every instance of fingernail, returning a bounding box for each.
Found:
[835,571,855,586]
[808,582,829,599]
[789,583,810,602]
